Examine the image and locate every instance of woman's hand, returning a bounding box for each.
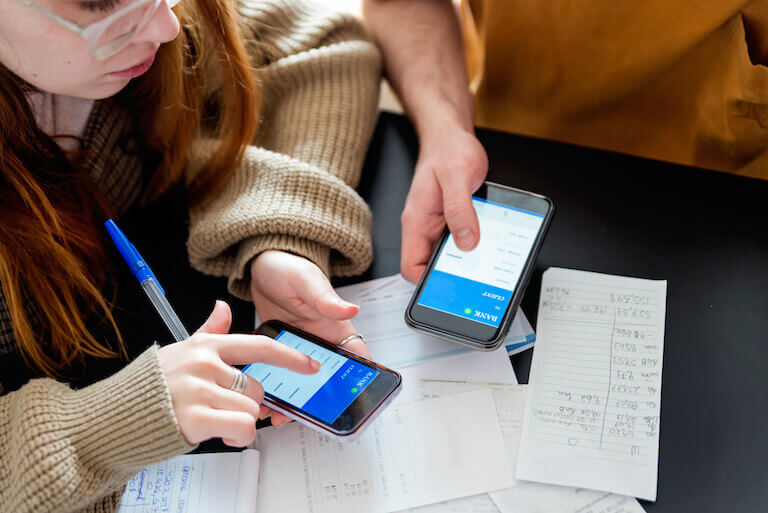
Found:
[157,300,320,447]
[250,250,370,356]
[250,250,370,426]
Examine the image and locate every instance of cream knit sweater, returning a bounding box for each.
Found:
[0,2,381,512]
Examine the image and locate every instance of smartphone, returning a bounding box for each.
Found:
[405,182,553,351]
[242,320,402,441]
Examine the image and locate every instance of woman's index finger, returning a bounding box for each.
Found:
[211,334,321,374]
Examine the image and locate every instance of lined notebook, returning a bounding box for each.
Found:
[117,449,260,513]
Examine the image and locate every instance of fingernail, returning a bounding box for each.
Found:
[455,229,476,250]
[336,298,356,309]
[310,359,322,370]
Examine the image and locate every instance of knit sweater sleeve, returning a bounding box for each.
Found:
[0,346,194,513]
[186,0,381,301]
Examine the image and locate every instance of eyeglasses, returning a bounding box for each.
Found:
[17,0,181,61]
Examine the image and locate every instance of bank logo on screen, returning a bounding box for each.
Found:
[417,197,544,328]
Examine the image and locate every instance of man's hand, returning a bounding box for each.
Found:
[400,125,489,283]
[364,0,484,283]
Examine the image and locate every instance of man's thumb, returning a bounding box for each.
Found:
[443,191,481,252]
[196,300,232,335]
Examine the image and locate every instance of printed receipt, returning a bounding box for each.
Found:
[251,389,515,513]
[516,268,667,500]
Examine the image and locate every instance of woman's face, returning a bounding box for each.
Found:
[0,0,180,99]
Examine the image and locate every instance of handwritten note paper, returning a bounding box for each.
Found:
[516,268,666,501]
[117,450,260,513]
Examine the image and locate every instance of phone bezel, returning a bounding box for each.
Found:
[405,181,554,350]
[246,320,402,436]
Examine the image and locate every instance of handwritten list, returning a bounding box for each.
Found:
[516,268,666,501]
[117,451,260,513]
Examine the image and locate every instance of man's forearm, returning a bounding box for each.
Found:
[362,0,474,141]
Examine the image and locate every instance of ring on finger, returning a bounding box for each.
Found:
[339,333,366,347]
[229,367,248,394]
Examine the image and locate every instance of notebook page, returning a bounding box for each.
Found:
[117,450,259,513]
[516,268,666,501]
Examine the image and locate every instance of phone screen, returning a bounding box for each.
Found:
[416,196,546,328]
[242,330,380,424]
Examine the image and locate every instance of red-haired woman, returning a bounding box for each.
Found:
[0,0,380,510]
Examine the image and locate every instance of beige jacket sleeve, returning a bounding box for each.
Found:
[186,0,382,300]
[0,346,193,513]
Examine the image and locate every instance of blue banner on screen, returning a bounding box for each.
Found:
[242,331,379,424]
[417,197,545,328]
[417,270,512,327]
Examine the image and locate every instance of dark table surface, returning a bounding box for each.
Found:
[351,112,768,512]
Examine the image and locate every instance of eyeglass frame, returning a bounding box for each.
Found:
[16,0,180,60]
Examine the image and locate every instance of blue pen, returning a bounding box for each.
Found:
[105,219,190,342]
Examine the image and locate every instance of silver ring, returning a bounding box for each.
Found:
[229,368,248,394]
[339,333,366,347]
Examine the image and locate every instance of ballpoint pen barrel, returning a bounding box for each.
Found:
[140,278,190,342]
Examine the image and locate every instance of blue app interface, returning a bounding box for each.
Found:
[417,197,545,328]
[242,331,379,424]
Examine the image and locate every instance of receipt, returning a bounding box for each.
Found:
[516,268,666,500]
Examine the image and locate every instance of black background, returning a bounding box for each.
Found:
[353,112,768,512]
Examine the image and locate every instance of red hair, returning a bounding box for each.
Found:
[0,0,259,376]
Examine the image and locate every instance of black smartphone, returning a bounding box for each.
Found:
[405,181,553,350]
[242,320,402,440]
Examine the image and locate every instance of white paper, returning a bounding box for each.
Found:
[419,380,528,453]
[516,268,666,500]
[396,349,518,405]
[401,382,525,513]
[418,380,642,513]
[117,450,259,513]
[234,450,261,513]
[251,390,515,513]
[336,275,535,365]
[490,483,646,513]
[403,494,501,513]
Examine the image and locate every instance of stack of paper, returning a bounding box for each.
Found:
[250,269,662,513]
[410,379,647,513]
[252,390,515,513]
[252,275,524,513]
